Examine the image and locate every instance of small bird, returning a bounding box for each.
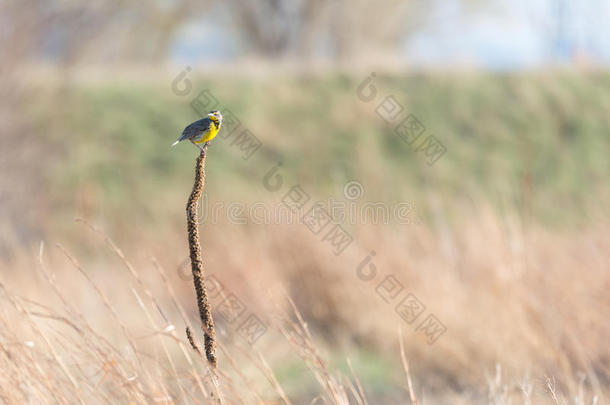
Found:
[172,110,223,151]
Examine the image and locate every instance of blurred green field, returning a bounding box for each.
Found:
[12,71,610,246]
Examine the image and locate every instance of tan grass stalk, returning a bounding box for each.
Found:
[346,358,368,405]
[55,243,152,402]
[399,327,419,405]
[0,281,84,405]
[76,218,169,324]
[186,148,217,367]
[152,259,210,400]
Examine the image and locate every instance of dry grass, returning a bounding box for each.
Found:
[2,55,610,405]
[0,201,607,404]
[0,239,371,404]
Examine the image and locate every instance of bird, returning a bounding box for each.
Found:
[172,110,223,151]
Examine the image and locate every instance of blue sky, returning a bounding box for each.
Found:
[172,0,610,70]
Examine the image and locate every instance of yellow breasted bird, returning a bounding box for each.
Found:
[172,110,223,151]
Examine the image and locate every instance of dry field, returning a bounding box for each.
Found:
[1,207,608,404]
[0,71,608,404]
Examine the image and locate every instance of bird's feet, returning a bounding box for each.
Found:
[197,142,210,156]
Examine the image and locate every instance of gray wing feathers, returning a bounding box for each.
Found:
[174,118,211,144]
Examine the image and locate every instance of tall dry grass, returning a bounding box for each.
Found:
[0,201,607,403]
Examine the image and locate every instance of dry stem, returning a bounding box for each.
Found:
[186,148,217,367]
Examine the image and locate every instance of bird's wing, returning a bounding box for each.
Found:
[177,118,211,142]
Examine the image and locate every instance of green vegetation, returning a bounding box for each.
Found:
[32,72,610,239]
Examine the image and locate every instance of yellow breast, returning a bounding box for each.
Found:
[195,123,220,144]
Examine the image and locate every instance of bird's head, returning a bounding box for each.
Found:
[208,110,222,124]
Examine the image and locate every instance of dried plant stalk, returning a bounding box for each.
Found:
[186,148,217,367]
[186,326,203,357]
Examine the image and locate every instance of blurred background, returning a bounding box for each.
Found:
[1,0,609,404]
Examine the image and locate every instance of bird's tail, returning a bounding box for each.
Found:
[171,140,180,147]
